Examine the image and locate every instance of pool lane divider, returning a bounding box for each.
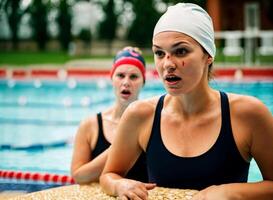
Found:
[0,68,111,79]
[0,140,69,151]
[0,170,75,185]
[0,68,273,80]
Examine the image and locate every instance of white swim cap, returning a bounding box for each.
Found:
[153,3,216,59]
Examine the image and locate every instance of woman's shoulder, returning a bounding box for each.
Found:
[227,93,271,122]
[119,96,163,148]
[77,115,99,136]
[126,96,162,117]
[80,115,98,127]
[118,96,162,126]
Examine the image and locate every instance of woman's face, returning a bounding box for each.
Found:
[112,64,144,105]
[152,31,212,95]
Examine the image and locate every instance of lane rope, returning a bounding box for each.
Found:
[0,140,69,151]
[0,170,75,185]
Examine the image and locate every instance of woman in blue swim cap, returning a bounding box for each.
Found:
[71,46,148,184]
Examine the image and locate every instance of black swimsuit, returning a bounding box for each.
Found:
[92,113,110,158]
[146,92,250,190]
[92,113,148,182]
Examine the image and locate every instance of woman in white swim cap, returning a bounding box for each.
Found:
[100,3,273,200]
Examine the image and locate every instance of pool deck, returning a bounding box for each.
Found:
[0,191,26,200]
[2,183,198,200]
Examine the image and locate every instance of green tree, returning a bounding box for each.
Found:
[98,0,118,54]
[29,0,49,50]
[78,28,92,54]
[126,0,160,47]
[1,0,28,49]
[56,0,72,51]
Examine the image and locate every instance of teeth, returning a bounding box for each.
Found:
[166,75,178,78]
[165,75,181,82]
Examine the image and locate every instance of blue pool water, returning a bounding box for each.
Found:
[0,78,272,184]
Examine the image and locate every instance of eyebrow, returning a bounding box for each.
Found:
[153,41,188,50]
[152,44,161,49]
[172,41,187,48]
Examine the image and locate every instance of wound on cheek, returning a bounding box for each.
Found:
[182,61,185,67]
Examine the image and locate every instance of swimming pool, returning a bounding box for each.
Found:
[0,78,272,190]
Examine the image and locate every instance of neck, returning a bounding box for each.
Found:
[168,87,217,116]
[105,102,128,123]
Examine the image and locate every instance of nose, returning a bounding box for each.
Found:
[163,54,176,72]
[122,76,131,87]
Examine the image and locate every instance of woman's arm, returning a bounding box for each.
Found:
[71,117,108,183]
[193,96,273,200]
[192,181,273,200]
[100,101,156,199]
[71,150,109,183]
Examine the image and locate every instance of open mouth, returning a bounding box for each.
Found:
[165,75,182,83]
[121,89,131,95]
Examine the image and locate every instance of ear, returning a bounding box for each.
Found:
[207,56,213,65]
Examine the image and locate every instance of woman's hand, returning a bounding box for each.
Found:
[191,185,230,200]
[115,178,156,200]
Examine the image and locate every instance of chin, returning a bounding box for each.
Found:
[167,88,187,96]
[120,97,132,104]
